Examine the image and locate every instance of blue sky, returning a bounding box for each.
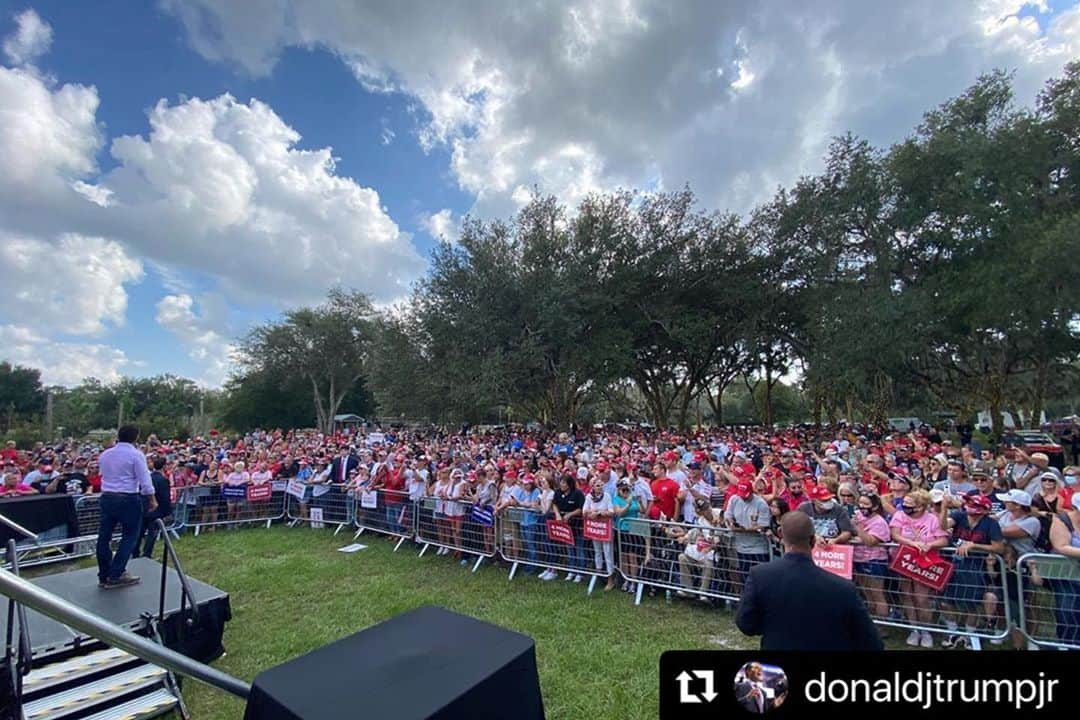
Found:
[0,1,1077,387]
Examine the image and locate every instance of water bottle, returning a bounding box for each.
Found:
[665,590,672,604]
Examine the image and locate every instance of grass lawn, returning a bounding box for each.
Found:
[169,525,756,719]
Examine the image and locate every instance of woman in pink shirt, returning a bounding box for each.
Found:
[852,492,890,621]
[250,462,272,486]
[223,461,251,525]
[889,488,949,648]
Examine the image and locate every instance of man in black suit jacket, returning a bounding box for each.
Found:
[329,448,359,485]
[735,511,883,651]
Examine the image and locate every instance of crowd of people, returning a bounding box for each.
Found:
[1,421,1078,650]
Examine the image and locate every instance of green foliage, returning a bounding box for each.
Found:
[236,289,375,433]
[0,362,45,431]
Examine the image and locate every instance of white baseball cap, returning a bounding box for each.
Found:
[995,489,1032,507]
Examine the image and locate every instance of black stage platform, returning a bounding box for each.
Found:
[2,558,231,662]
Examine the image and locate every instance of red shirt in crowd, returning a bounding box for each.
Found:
[650,477,680,519]
[383,469,406,503]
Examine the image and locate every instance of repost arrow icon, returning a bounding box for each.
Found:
[694,670,718,702]
[677,670,700,703]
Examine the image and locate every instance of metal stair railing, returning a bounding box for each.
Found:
[0,567,250,700]
[4,540,32,705]
[154,518,199,630]
[0,514,39,545]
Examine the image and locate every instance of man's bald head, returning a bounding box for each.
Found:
[781,511,815,552]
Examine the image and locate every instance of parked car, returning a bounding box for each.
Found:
[887,417,921,433]
[1042,417,1080,443]
[1001,430,1065,469]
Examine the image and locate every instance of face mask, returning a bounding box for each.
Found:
[818,500,837,510]
[1065,475,1078,487]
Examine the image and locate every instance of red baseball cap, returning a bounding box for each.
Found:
[789,463,807,474]
[964,493,991,513]
[504,470,518,480]
[596,461,609,471]
[807,485,833,501]
[733,479,753,499]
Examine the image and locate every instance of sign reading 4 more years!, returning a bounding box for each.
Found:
[811,544,854,580]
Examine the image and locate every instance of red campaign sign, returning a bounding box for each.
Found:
[169,486,180,504]
[546,519,574,546]
[246,484,273,502]
[583,517,612,542]
[888,545,955,592]
[812,544,854,580]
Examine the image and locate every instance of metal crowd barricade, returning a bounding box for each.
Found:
[164,491,186,535]
[416,496,496,572]
[181,482,286,535]
[1016,552,1080,650]
[850,543,1011,647]
[286,483,354,534]
[352,489,416,551]
[495,507,614,593]
[616,517,770,605]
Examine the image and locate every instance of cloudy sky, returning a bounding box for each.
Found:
[0,1,1077,387]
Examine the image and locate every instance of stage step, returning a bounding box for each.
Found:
[22,664,168,720]
[77,689,178,720]
[22,646,137,695]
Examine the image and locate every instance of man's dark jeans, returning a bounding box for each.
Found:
[96,493,143,582]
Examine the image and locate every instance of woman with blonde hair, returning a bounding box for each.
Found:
[889,488,949,647]
[222,460,250,527]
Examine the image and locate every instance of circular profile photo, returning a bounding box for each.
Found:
[733,661,788,714]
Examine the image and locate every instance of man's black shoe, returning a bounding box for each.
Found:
[101,572,141,589]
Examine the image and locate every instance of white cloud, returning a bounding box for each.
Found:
[0,64,426,307]
[2,9,52,66]
[0,325,130,386]
[154,293,235,386]
[0,232,143,335]
[420,208,459,243]
[97,93,425,305]
[164,0,1080,216]
[0,65,101,199]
